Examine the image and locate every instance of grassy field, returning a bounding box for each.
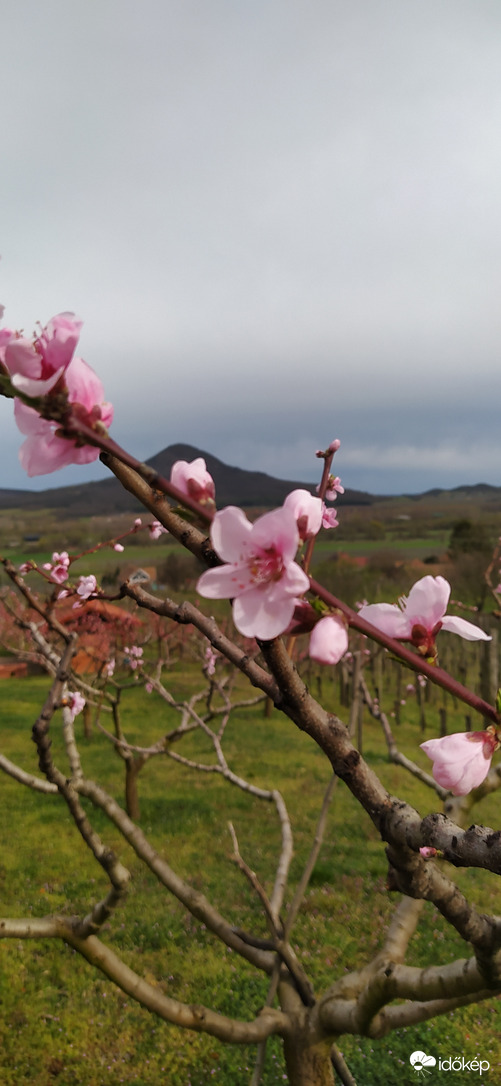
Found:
[1,495,500,1083]
[1,660,500,1085]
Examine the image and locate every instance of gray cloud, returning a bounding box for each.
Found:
[1,1,501,496]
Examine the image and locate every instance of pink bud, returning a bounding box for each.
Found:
[309,615,348,665]
[171,458,215,504]
[421,730,498,795]
[149,520,168,540]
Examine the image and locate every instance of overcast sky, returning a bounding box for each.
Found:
[1,1,501,496]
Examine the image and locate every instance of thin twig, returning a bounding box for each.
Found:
[284,773,337,937]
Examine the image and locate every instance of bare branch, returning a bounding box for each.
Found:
[269,790,294,920]
[284,774,337,937]
[100,452,215,557]
[229,821,279,932]
[64,929,290,1044]
[121,582,279,699]
[375,895,424,963]
[320,953,501,1037]
[77,777,275,973]
[0,754,58,794]
[1,558,71,642]
[228,824,315,1008]
[0,916,65,938]
[61,699,84,782]
[370,987,501,1036]
[1,915,289,1045]
[399,810,501,874]
[330,1045,358,1086]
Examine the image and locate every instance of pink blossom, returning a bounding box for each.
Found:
[170,457,215,504]
[125,645,143,670]
[421,730,498,795]
[309,614,349,665]
[42,550,70,584]
[318,474,344,501]
[197,505,309,639]
[65,690,86,722]
[76,574,98,599]
[321,505,339,530]
[48,562,70,585]
[283,489,323,541]
[4,313,83,398]
[149,520,168,540]
[358,576,490,658]
[103,658,115,678]
[14,355,113,476]
[114,543,125,552]
[419,847,438,859]
[52,550,70,567]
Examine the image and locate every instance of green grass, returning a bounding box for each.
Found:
[312,531,450,559]
[1,665,501,1085]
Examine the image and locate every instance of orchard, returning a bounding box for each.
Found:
[1,310,501,1084]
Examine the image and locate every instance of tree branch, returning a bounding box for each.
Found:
[77,777,275,973]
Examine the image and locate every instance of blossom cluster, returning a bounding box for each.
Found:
[124,645,144,670]
[0,311,112,475]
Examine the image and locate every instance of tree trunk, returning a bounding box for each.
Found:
[283,1033,335,1086]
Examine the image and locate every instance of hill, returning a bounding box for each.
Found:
[0,443,374,517]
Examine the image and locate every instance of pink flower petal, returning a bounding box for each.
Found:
[18,425,100,476]
[440,615,491,641]
[5,338,42,378]
[36,312,82,372]
[309,615,348,665]
[421,732,494,795]
[232,588,296,640]
[357,602,411,639]
[283,489,323,541]
[197,564,254,599]
[64,358,113,429]
[404,575,450,628]
[251,507,300,565]
[210,506,253,563]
